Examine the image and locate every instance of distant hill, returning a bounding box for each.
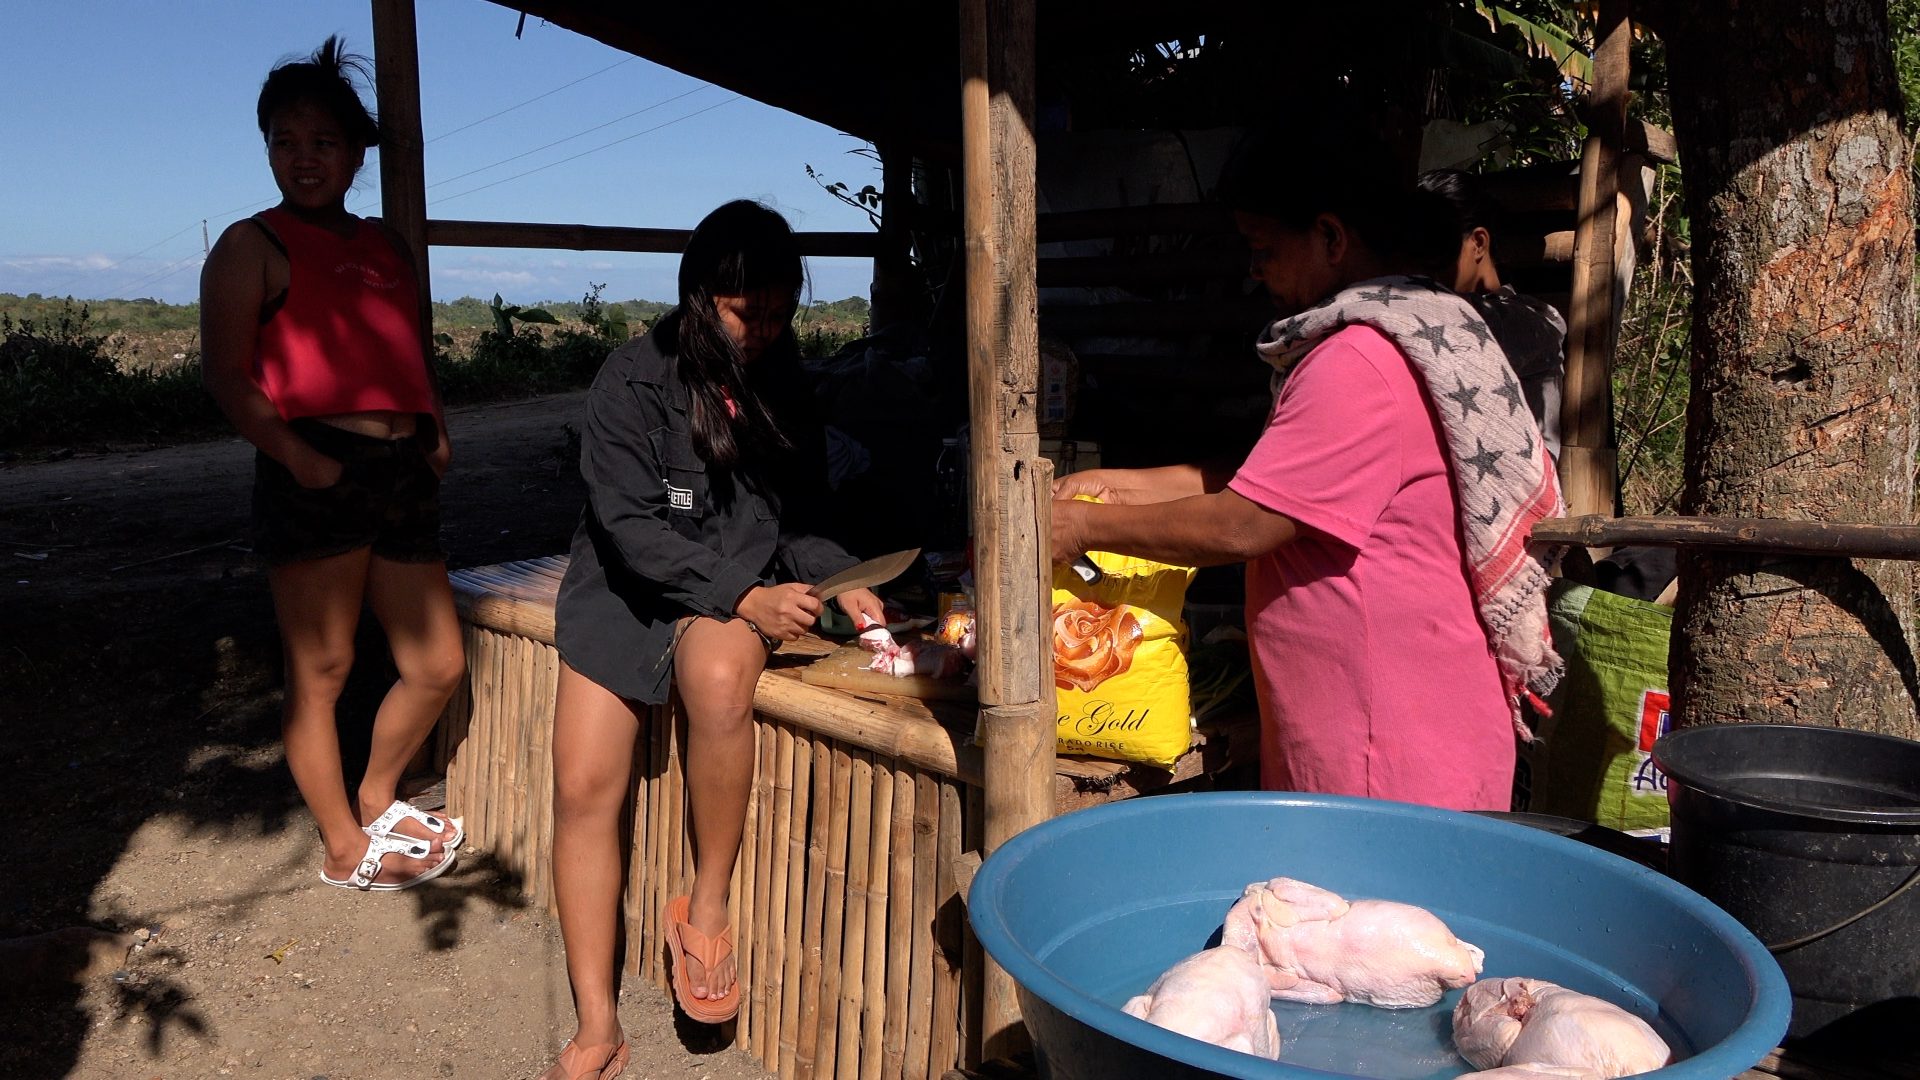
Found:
[1,292,871,335]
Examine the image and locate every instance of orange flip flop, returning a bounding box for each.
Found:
[665,895,740,1023]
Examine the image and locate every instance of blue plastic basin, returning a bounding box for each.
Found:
[968,793,1790,1080]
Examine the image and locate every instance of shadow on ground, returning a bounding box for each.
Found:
[0,404,587,1076]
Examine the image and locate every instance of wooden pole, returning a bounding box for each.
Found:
[1533,515,1920,561]
[1558,0,1631,520]
[426,218,879,258]
[961,0,1048,1056]
[369,0,432,338]
[871,141,917,330]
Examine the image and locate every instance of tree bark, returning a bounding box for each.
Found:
[1664,0,1919,739]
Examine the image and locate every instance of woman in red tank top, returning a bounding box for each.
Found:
[200,39,466,894]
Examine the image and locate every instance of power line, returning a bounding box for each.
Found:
[45,60,656,295]
[38,221,204,297]
[432,95,743,207]
[424,84,711,192]
[109,250,207,300]
[426,56,635,144]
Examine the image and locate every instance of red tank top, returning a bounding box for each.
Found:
[251,208,436,420]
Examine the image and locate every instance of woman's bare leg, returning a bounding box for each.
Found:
[546,661,641,1069]
[357,557,465,845]
[270,549,441,884]
[673,615,765,1000]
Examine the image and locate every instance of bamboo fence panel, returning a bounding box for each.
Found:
[440,562,1045,1080]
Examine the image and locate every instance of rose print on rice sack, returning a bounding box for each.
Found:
[1052,599,1144,691]
[1046,504,1197,769]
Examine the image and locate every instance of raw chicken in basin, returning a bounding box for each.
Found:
[1453,977,1672,1078]
[1224,877,1485,1008]
[1121,945,1283,1060]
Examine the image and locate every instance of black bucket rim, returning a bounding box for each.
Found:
[1653,723,1920,827]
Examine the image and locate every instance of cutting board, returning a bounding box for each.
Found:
[798,643,977,702]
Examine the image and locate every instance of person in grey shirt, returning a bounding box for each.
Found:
[1415,168,1566,463]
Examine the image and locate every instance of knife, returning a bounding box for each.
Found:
[808,547,922,602]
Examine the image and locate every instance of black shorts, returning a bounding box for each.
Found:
[251,418,446,567]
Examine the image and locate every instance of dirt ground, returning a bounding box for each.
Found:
[0,393,770,1080]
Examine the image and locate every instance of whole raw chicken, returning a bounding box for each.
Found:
[1223,877,1484,1008]
[1121,945,1282,1059]
[1453,977,1671,1078]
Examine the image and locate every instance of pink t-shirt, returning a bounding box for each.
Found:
[1228,324,1513,811]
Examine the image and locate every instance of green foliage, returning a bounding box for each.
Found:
[487,292,559,337]
[0,303,217,450]
[0,292,199,335]
[1612,171,1692,516]
[576,282,632,344]
[1892,0,1920,135]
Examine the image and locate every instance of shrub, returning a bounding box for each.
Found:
[0,304,216,450]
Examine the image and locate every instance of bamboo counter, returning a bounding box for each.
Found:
[432,556,1255,1080]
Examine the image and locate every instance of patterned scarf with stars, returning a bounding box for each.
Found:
[1256,274,1565,734]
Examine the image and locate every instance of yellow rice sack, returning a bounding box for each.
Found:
[1052,548,1196,768]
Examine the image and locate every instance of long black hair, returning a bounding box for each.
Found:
[662,200,804,470]
[1217,105,1415,256]
[257,36,380,148]
[1413,168,1492,269]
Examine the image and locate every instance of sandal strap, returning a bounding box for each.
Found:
[364,799,448,840]
[348,831,432,889]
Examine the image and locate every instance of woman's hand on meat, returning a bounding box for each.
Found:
[736,582,824,641]
[835,587,886,629]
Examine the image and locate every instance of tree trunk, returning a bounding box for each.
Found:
[1663,0,1919,739]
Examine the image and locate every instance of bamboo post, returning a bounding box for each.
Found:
[368,0,432,339]
[734,722,762,1047]
[646,705,670,989]
[761,724,798,1068]
[882,767,916,1080]
[833,752,875,1080]
[871,140,917,330]
[793,740,835,1080]
[960,0,1048,1056]
[1559,0,1632,520]
[747,720,778,1053]
[778,729,817,1079]
[812,745,857,1079]
[961,783,987,1068]
[929,779,965,1073]
[860,758,897,1080]
[533,645,559,912]
[904,770,940,1080]
[623,700,649,968]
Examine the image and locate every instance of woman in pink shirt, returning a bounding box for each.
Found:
[1052,127,1557,811]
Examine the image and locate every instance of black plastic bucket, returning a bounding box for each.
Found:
[1653,723,1920,1046]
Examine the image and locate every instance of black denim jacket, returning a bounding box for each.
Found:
[555,325,857,703]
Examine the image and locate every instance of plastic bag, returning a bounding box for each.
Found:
[1051,548,1196,768]
[1516,580,1672,831]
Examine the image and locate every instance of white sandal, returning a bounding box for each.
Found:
[363,799,464,852]
[319,831,456,892]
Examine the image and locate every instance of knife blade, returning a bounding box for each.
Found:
[808,547,921,602]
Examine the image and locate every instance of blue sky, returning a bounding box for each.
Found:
[1,1,881,307]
